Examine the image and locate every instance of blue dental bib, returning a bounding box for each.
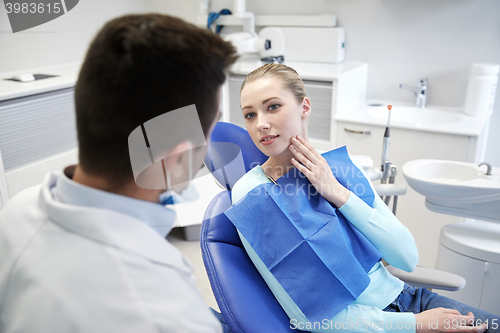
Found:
[224,146,382,322]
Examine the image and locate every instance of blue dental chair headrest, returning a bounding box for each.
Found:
[203,122,268,190]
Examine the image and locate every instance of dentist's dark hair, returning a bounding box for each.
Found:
[75,13,237,189]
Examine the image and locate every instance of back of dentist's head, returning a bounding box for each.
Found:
[240,63,307,103]
[75,14,237,189]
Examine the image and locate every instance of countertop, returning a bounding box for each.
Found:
[170,168,225,228]
[0,62,81,101]
[335,100,489,137]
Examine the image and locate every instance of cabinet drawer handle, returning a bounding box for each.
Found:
[344,128,371,135]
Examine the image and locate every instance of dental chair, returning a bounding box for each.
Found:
[201,122,465,333]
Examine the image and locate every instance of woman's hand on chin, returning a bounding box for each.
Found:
[289,135,350,208]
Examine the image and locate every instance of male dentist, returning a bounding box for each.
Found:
[0,14,237,332]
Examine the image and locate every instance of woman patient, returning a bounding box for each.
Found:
[225,63,499,333]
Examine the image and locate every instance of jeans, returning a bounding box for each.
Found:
[383,283,500,333]
[211,308,232,333]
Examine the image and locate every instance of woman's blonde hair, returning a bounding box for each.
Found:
[240,63,307,103]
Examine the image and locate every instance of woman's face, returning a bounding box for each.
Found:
[240,77,310,157]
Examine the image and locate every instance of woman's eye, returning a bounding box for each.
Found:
[244,112,256,120]
[268,104,280,111]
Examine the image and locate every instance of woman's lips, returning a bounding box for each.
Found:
[260,135,279,146]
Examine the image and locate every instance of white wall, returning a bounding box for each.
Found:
[148,0,200,25]
[151,0,500,166]
[0,0,148,73]
[1,1,497,163]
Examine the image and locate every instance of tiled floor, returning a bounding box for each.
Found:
[167,227,219,311]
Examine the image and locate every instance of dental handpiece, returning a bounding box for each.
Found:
[381,106,392,167]
[381,127,390,170]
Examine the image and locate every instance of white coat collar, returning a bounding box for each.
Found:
[53,166,175,238]
[39,172,192,273]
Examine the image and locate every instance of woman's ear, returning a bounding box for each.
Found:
[301,97,311,119]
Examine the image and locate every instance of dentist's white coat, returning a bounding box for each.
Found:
[0,173,221,333]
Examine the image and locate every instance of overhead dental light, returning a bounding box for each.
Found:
[223,28,285,60]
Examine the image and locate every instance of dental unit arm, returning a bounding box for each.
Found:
[370,105,406,214]
[365,107,465,291]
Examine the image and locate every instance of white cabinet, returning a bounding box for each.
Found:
[336,121,483,268]
[480,261,500,315]
[436,244,485,309]
[0,88,78,205]
[436,221,500,315]
[437,233,500,316]
[0,63,79,207]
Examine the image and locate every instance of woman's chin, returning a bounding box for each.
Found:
[259,146,288,158]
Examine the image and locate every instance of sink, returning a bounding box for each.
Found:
[403,160,500,202]
[367,106,461,124]
[403,160,500,222]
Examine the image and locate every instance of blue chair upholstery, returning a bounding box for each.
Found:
[201,191,298,333]
[204,122,267,190]
[201,122,298,332]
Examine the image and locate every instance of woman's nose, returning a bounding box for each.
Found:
[256,115,270,131]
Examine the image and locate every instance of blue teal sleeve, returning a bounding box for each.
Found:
[338,192,419,272]
[231,166,268,205]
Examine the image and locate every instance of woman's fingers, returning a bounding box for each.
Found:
[291,136,318,162]
[289,144,314,171]
[289,136,349,207]
[295,135,322,159]
[291,157,311,176]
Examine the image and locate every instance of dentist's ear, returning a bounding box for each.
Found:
[301,97,311,119]
[163,140,194,180]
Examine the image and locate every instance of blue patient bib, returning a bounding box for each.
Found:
[224,146,382,322]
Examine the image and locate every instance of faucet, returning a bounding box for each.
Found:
[399,78,427,108]
[478,162,493,176]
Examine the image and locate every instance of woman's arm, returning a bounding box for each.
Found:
[339,192,419,272]
[327,304,416,333]
[327,305,486,333]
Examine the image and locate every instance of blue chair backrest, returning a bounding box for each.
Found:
[204,122,267,190]
[201,122,298,332]
[201,191,298,333]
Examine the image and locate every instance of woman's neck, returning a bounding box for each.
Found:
[261,131,309,181]
[261,152,295,181]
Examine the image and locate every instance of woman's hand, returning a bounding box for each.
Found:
[415,308,488,333]
[289,135,350,208]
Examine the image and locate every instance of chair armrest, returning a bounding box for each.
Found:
[372,183,407,197]
[366,167,383,181]
[386,265,466,291]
